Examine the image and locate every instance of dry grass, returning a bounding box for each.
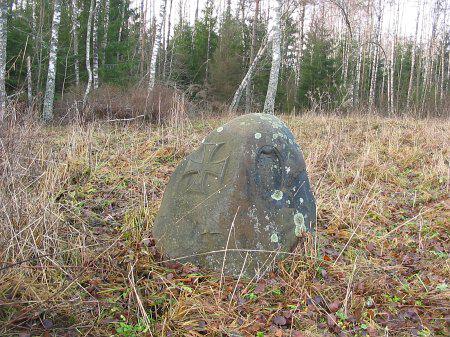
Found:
[0,113,449,336]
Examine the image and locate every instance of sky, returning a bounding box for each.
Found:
[132,0,449,40]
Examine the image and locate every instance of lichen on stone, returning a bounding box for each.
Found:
[294,213,306,236]
[217,126,224,133]
[271,190,283,201]
[254,132,262,139]
[270,233,279,243]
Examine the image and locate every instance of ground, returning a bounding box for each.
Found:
[0,113,449,336]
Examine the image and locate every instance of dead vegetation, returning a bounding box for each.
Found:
[0,113,449,336]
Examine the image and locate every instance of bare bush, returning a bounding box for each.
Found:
[54,84,192,124]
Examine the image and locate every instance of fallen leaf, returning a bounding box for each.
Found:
[328,301,340,313]
[273,315,287,326]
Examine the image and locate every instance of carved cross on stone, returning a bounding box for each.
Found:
[182,142,229,194]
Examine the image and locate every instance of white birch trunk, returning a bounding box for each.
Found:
[447,46,450,93]
[191,0,200,50]
[27,55,32,108]
[245,0,260,113]
[162,0,173,78]
[31,0,36,33]
[83,0,95,108]
[230,34,271,113]
[439,10,446,103]
[296,3,306,87]
[42,0,62,122]
[369,3,382,109]
[117,1,125,62]
[101,0,110,65]
[148,0,166,91]
[353,34,363,106]
[406,0,420,109]
[204,0,213,84]
[139,0,146,75]
[388,2,398,115]
[0,0,7,120]
[92,0,101,90]
[71,0,80,86]
[263,0,282,115]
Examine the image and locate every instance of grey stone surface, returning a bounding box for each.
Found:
[152,113,316,277]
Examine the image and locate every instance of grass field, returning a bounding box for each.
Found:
[0,113,449,336]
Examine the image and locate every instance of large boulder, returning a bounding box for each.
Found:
[153,113,316,277]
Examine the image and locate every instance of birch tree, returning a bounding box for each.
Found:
[148,0,167,91]
[139,0,146,76]
[42,0,62,122]
[230,34,271,112]
[245,0,260,113]
[71,0,80,86]
[0,0,6,120]
[27,56,32,108]
[369,1,382,109]
[83,0,95,108]
[263,0,282,115]
[101,0,110,65]
[406,0,421,109]
[92,0,101,90]
[163,0,173,78]
[204,0,214,84]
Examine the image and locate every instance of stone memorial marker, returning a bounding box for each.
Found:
[153,113,316,277]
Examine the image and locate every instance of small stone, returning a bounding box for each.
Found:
[153,113,316,277]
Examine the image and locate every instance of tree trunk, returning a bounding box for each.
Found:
[245,0,260,113]
[439,9,446,103]
[295,2,305,88]
[101,0,110,65]
[204,0,213,85]
[230,35,271,113]
[369,2,382,109]
[27,55,32,108]
[148,0,166,91]
[191,0,200,50]
[42,0,62,122]
[83,0,95,108]
[162,0,173,79]
[92,0,101,90]
[406,0,420,110]
[353,32,363,106]
[117,1,125,62]
[421,1,439,115]
[263,0,282,115]
[139,0,146,76]
[0,0,7,120]
[36,1,45,94]
[71,0,80,86]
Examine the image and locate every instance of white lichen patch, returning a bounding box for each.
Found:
[271,190,283,201]
[254,132,262,139]
[299,198,304,204]
[286,200,290,205]
[285,166,291,174]
[294,213,306,237]
[216,126,224,133]
[270,233,279,243]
